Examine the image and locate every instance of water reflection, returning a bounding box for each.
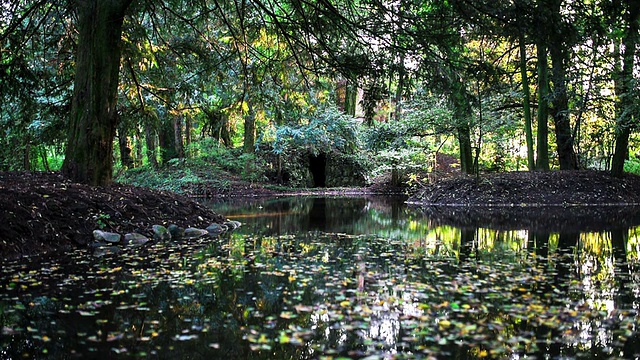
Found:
[0,196,639,359]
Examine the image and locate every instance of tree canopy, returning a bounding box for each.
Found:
[1,0,639,185]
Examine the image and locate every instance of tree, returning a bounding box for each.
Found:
[61,0,133,185]
[544,0,578,170]
[611,0,640,177]
[536,41,551,171]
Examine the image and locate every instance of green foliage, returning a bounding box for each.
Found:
[624,155,640,175]
[362,97,456,184]
[267,105,360,157]
[188,139,243,172]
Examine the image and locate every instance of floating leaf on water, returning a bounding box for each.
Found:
[107,333,124,342]
[174,334,198,341]
[294,304,313,313]
[280,311,296,319]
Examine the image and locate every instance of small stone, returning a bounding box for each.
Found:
[168,224,185,240]
[152,225,171,241]
[124,233,149,246]
[93,230,121,243]
[206,223,225,236]
[224,220,242,230]
[183,227,209,240]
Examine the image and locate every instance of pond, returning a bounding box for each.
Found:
[1,196,639,359]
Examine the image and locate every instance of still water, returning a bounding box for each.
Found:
[1,196,639,359]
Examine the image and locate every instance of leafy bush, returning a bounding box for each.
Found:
[361,100,454,184]
[267,105,360,156]
[624,156,640,175]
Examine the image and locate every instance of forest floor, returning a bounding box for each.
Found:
[3,169,640,259]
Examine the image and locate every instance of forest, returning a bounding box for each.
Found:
[2,0,640,189]
[4,2,640,358]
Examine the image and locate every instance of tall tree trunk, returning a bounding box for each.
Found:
[243,102,256,154]
[394,62,405,121]
[221,113,232,148]
[159,118,178,164]
[174,115,184,159]
[344,83,357,117]
[457,124,474,174]
[451,78,474,175]
[520,35,535,171]
[547,0,577,170]
[184,116,192,157]
[40,146,50,171]
[61,0,132,186]
[117,125,134,170]
[23,137,31,171]
[134,128,143,167]
[612,0,640,177]
[145,125,158,168]
[536,42,550,171]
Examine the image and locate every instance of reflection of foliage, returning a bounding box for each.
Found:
[1,201,639,359]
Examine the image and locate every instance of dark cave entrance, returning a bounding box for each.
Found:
[309,153,327,187]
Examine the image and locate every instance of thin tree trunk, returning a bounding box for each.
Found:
[40,146,50,171]
[117,127,134,169]
[394,61,405,121]
[61,0,132,185]
[184,116,192,157]
[243,102,256,154]
[23,138,31,171]
[536,42,550,171]
[134,128,143,167]
[145,125,158,168]
[174,115,184,159]
[344,84,357,117]
[520,35,535,171]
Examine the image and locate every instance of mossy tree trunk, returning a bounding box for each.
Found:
[159,118,178,164]
[344,83,357,117]
[612,0,640,178]
[145,125,158,168]
[536,41,550,171]
[117,124,134,170]
[519,34,535,171]
[61,0,132,186]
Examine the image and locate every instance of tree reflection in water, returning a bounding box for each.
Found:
[1,196,639,359]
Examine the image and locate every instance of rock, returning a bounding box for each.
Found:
[168,224,185,240]
[152,225,171,241]
[224,220,242,230]
[206,223,225,236]
[183,227,209,240]
[93,230,121,244]
[124,233,150,246]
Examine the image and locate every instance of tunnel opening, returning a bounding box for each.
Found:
[309,153,327,187]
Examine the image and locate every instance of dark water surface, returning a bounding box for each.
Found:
[1,196,639,359]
